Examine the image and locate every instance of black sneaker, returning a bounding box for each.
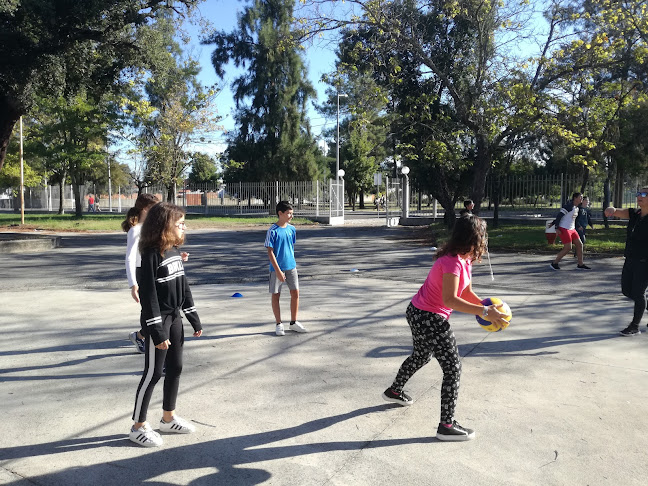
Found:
[382,388,413,406]
[577,264,591,270]
[436,421,475,441]
[550,262,560,270]
[620,325,641,337]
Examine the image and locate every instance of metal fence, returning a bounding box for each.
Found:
[406,173,645,218]
[0,180,345,217]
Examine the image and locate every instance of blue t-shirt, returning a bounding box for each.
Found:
[265,223,297,272]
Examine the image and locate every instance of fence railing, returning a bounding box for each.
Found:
[407,174,645,217]
[0,180,345,217]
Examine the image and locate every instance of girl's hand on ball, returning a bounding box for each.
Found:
[488,304,509,326]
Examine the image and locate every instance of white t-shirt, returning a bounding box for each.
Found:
[125,224,142,288]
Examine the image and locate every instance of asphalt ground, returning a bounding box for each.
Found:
[1,224,646,485]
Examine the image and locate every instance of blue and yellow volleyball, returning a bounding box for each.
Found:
[476,297,512,332]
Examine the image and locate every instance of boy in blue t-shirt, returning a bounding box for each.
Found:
[264,201,307,336]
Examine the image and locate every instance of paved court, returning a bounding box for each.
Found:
[0,225,646,485]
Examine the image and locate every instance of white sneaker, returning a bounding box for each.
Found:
[275,323,285,336]
[129,423,163,447]
[159,415,196,434]
[290,321,308,333]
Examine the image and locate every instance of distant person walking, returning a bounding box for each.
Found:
[265,201,307,336]
[129,202,202,447]
[382,214,509,441]
[122,194,159,353]
[605,187,648,336]
[88,194,95,213]
[575,196,594,253]
[459,199,474,216]
[549,192,591,270]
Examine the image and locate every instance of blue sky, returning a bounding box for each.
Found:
[186,0,339,147]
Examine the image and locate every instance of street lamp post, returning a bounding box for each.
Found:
[336,93,348,185]
[401,166,410,219]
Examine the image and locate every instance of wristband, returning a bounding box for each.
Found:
[482,306,488,317]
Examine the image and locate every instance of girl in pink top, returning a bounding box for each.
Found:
[382,214,508,441]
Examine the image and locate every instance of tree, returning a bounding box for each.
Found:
[187,152,220,184]
[0,0,199,172]
[319,58,389,209]
[29,94,111,215]
[122,14,222,202]
[297,0,648,223]
[206,0,322,183]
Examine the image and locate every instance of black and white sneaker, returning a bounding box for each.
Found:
[620,325,641,337]
[382,388,413,406]
[577,264,591,270]
[129,423,163,447]
[436,421,475,441]
[550,262,560,270]
[159,415,196,434]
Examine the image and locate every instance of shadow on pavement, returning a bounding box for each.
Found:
[0,405,435,485]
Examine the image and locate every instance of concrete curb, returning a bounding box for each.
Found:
[0,232,61,253]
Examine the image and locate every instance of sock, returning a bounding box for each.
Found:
[290,321,296,325]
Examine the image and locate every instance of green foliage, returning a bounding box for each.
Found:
[121,14,222,200]
[0,0,200,170]
[187,152,220,183]
[0,156,41,188]
[207,0,321,182]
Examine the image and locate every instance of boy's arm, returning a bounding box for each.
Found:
[267,247,285,281]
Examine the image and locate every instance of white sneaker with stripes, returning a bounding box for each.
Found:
[159,415,196,434]
[129,423,163,447]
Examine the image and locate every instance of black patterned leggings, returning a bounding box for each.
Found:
[390,303,462,424]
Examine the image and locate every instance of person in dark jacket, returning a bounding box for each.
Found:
[129,202,202,447]
[605,187,648,336]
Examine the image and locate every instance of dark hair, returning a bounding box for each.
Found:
[436,214,488,262]
[121,193,159,232]
[463,199,474,208]
[139,202,185,255]
[276,200,293,215]
[572,192,582,201]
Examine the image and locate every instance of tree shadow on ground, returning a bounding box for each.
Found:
[0,405,436,485]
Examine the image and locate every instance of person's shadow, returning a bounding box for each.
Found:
[0,405,436,484]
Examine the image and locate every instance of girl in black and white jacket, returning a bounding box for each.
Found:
[129,202,202,448]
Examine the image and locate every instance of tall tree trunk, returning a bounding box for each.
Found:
[470,134,491,214]
[613,165,624,208]
[58,178,65,215]
[493,175,501,229]
[359,188,365,209]
[0,95,22,172]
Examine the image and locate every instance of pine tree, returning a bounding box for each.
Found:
[207,0,321,182]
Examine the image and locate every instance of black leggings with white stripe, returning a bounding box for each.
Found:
[132,313,185,422]
[390,303,462,424]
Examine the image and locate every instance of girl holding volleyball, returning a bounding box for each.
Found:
[382,213,508,441]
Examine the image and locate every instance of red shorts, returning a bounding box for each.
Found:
[558,227,580,244]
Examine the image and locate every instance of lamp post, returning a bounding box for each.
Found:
[336,93,348,185]
[401,165,410,219]
[337,169,345,217]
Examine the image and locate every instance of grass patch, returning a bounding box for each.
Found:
[427,222,627,254]
[0,212,317,232]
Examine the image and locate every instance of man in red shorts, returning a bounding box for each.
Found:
[549,192,591,270]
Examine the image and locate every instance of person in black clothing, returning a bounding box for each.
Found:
[459,199,474,216]
[129,202,203,447]
[605,187,648,336]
